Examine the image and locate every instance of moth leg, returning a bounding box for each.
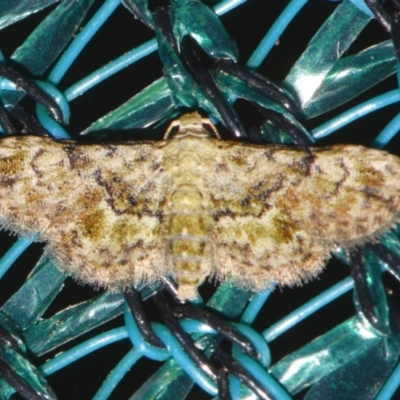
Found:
[349,247,390,335]
[124,290,164,348]
[214,348,274,400]
[0,64,63,134]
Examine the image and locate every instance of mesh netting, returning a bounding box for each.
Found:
[0,1,399,399]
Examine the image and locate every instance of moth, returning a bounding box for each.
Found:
[0,113,399,300]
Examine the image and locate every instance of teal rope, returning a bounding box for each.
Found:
[376,361,400,400]
[246,0,308,70]
[40,327,129,376]
[47,0,121,85]
[0,1,399,399]
[264,277,354,342]
[312,90,400,140]
[0,235,38,280]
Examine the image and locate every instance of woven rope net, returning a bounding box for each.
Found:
[0,1,399,399]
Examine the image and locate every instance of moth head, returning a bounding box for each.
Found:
[164,112,220,140]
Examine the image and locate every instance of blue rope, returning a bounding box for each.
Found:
[47,0,121,85]
[232,345,292,400]
[64,39,158,101]
[376,361,400,400]
[0,235,38,280]
[240,290,273,324]
[312,90,400,140]
[93,347,142,400]
[264,277,354,342]
[40,327,129,376]
[246,0,309,70]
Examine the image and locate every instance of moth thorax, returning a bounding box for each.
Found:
[169,184,204,211]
